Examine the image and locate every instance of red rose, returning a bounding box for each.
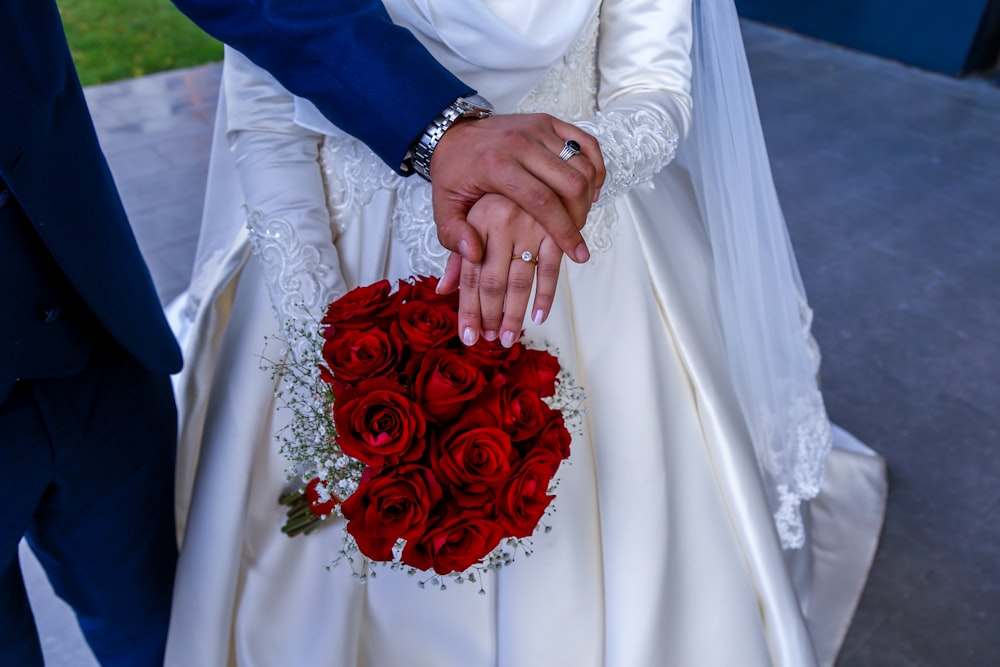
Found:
[431,425,513,507]
[412,348,489,422]
[500,385,552,442]
[461,335,522,369]
[333,379,427,468]
[341,465,443,562]
[496,450,561,538]
[398,275,457,309]
[320,326,401,390]
[395,300,458,354]
[462,380,547,443]
[506,348,561,397]
[321,280,400,333]
[401,506,504,575]
[529,414,572,460]
[304,477,339,517]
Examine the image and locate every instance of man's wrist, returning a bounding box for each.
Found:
[404,94,494,181]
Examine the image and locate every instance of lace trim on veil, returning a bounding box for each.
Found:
[771,296,831,548]
[770,389,831,548]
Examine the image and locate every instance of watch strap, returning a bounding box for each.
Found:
[411,96,493,181]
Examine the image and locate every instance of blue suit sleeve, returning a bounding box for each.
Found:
[171,0,474,172]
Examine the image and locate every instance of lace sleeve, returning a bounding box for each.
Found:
[573,93,690,252]
[225,49,348,361]
[580,0,693,203]
[244,208,344,361]
[575,100,681,203]
[566,0,693,250]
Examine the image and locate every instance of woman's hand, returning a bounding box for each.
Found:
[438,194,562,348]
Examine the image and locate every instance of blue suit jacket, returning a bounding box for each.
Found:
[170,0,475,171]
[1,0,182,381]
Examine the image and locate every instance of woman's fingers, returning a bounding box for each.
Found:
[457,258,483,346]
[528,236,561,328]
[455,193,565,346]
[499,247,541,348]
[476,230,514,341]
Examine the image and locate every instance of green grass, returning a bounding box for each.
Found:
[58,0,222,86]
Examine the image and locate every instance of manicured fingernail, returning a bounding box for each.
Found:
[532,309,545,326]
[463,327,476,346]
[593,187,602,202]
[574,242,590,263]
[500,331,516,348]
[458,239,471,259]
[483,329,498,342]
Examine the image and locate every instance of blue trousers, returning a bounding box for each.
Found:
[0,336,177,666]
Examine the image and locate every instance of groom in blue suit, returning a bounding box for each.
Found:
[1,1,183,665]
[2,1,600,664]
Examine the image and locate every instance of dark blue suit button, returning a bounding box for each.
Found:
[43,306,61,323]
[0,189,10,208]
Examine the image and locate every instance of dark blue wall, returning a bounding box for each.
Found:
[736,0,990,74]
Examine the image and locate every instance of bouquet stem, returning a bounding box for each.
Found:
[279,490,324,537]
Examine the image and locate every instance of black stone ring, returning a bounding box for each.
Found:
[558,140,581,161]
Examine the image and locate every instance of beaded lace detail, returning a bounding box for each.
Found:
[245,209,340,361]
[391,180,452,275]
[318,139,404,237]
[317,138,452,276]
[577,107,680,204]
[577,107,680,253]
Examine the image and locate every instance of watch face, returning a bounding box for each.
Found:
[457,94,494,116]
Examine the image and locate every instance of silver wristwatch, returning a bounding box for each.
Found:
[411,94,494,181]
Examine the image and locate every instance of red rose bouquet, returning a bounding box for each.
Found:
[275,275,583,588]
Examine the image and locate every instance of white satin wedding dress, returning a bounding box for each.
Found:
[165,1,887,665]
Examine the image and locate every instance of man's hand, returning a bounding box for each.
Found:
[429,113,604,266]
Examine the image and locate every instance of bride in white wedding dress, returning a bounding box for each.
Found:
[165,0,887,665]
